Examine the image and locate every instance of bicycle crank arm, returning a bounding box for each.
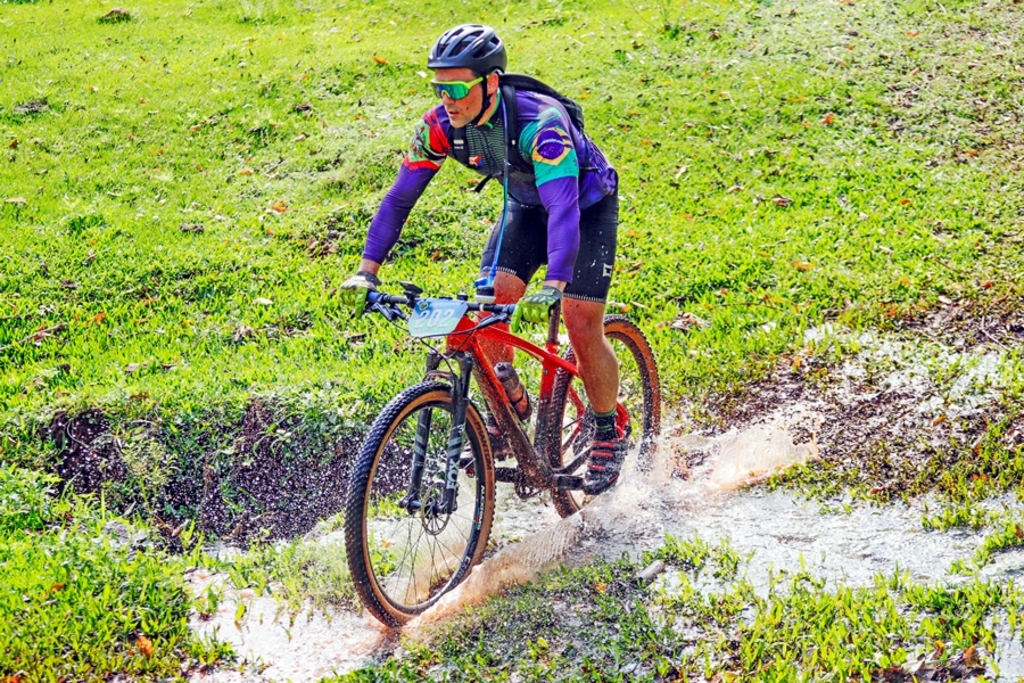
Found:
[493,469,585,490]
[551,450,589,476]
[553,475,584,490]
[494,467,519,483]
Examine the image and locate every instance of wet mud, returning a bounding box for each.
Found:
[188,305,1024,680]
[690,301,1024,501]
[48,397,361,542]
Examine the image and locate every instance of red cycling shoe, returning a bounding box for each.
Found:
[581,428,628,495]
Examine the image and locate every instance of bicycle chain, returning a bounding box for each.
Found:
[513,471,542,500]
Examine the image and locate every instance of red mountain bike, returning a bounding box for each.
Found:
[344,282,661,626]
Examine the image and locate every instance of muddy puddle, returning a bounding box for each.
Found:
[188,322,1024,681]
[187,417,1017,681]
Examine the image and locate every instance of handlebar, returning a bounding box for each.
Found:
[366,289,517,316]
[362,284,560,344]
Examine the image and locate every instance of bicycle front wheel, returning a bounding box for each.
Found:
[344,381,495,627]
[547,315,661,518]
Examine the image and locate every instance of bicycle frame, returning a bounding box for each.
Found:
[443,301,583,490]
[370,286,593,493]
[366,286,623,503]
[350,286,659,625]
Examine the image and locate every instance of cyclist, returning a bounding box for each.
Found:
[340,24,624,495]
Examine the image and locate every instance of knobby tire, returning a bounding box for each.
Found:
[344,381,495,627]
[546,315,661,518]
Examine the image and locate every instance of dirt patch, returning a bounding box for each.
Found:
[901,297,1024,350]
[13,99,50,116]
[217,398,358,541]
[685,301,1024,500]
[48,399,362,543]
[48,408,127,493]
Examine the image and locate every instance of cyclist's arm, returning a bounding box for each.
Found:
[363,165,435,264]
[363,109,450,265]
[535,176,580,285]
[523,116,582,285]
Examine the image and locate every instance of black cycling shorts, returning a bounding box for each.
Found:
[479,191,619,303]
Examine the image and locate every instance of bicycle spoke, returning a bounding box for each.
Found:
[547,316,661,518]
[346,382,495,624]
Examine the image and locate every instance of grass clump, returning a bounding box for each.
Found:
[339,535,1021,682]
[0,463,231,679]
[217,515,357,612]
[97,8,132,24]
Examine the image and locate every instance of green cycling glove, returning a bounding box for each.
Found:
[338,270,381,313]
[510,285,563,333]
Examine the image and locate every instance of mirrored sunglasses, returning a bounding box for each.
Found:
[431,76,484,100]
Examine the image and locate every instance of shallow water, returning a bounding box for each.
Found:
[188,570,389,682]
[412,419,980,629]
[189,416,1014,681]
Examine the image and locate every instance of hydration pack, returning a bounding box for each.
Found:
[447,74,586,180]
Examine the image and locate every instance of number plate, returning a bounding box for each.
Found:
[407,298,468,338]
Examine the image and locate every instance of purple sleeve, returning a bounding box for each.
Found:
[362,165,437,264]
[537,175,581,283]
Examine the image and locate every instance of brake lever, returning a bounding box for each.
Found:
[368,301,407,323]
[475,308,513,329]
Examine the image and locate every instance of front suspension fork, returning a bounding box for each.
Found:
[400,352,473,517]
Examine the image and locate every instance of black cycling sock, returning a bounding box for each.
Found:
[594,408,617,441]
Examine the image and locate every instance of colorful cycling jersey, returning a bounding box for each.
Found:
[363,88,617,283]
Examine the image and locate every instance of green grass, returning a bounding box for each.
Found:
[4,0,1024,678]
[0,463,231,680]
[218,515,358,612]
[336,535,1018,681]
[3,0,1022,442]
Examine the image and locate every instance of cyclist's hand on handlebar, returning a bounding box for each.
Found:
[510,285,562,333]
[339,270,381,313]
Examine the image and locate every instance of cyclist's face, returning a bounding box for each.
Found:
[433,67,487,128]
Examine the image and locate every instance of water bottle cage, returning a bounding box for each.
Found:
[509,392,532,421]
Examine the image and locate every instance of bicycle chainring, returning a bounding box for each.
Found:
[513,471,542,500]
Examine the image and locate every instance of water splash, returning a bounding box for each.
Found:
[189,416,992,679]
[702,417,819,490]
[190,415,987,677]
[407,416,821,632]
[187,570,388,682]
[407,412,980,635]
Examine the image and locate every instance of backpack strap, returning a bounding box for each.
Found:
[443,86,532,192]
[500,83,533,175]
[447,117,494,192]
[449,125,470,167]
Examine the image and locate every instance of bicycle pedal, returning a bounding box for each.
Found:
[553,475,584,490]
[494,467,519,483]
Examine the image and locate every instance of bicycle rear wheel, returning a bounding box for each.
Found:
[547,315,661,518]
[344,381,495,626]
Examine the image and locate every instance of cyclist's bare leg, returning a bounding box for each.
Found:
[480,270,526,365]
[562,297,619,415]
